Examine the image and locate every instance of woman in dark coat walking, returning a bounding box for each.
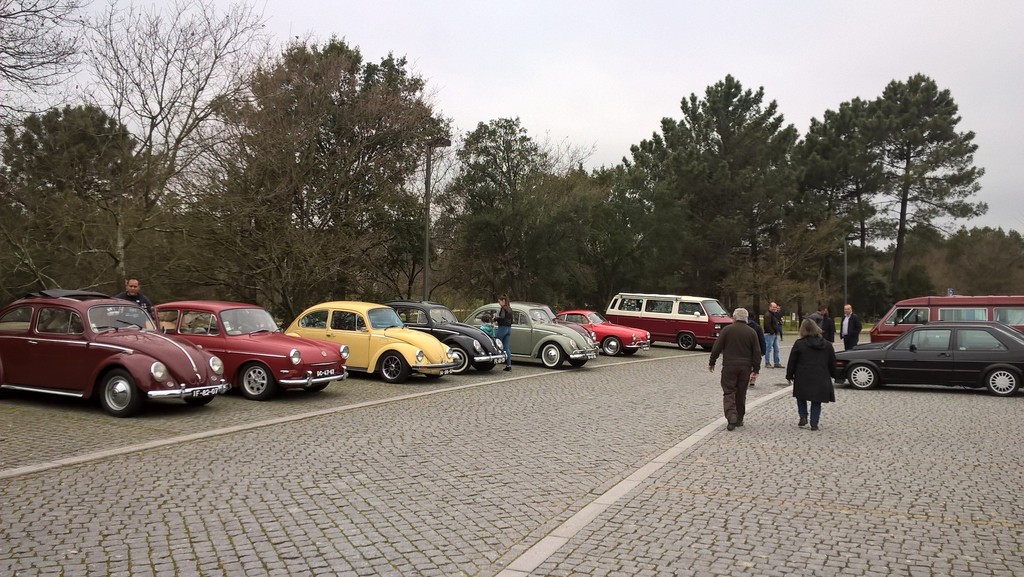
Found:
[785,318,837,431]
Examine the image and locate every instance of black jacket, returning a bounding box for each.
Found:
[785,335,837,403]
[746,318,766,362]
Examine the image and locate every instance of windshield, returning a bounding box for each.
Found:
[368,307,405,329]
[429,307,459,325]
[702,299,729,317]
[89,304,156,331]
[586,312,606,324]
[221,308,280,334]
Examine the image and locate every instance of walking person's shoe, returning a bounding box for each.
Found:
[798,417,807,427]
[810,424,819,431]
[775,364,785,369]
[503,366,511,372]
[735,420,744,427]
[727,422,737,431]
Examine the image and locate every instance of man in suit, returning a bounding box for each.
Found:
[840,303,863,351]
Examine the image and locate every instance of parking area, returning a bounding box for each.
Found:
[2,344,1023,576]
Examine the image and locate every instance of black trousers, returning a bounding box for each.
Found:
[720,365,751,424]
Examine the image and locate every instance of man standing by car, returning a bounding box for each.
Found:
[841,303,863,351]
[709,308,762,431]
[115,277,156,319]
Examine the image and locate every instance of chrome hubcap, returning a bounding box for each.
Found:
[989,371,1016,394]
[244,368,268,394]
[106,377,132,410]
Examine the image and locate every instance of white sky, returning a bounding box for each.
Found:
[245,0,1024,232]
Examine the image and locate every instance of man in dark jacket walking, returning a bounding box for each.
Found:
[840,303,863,351]
[746,314,766,386]
[709,308,762,430]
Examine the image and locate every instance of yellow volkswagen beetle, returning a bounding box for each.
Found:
[285,301,456,383]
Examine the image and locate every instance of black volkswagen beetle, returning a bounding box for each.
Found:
[835,321,1024,397]
[385,301,506,374]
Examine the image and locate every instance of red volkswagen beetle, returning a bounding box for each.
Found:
[0,290,229,417]
[155,300,348,400]
[555,309,652,356]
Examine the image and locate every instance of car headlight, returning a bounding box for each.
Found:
[339,345,350,360]
[445,346,454,360]
[473,340,483,353]
[150,361,167,381]
[416,350,425,363]
[495,340,503,350]
[209,356,224,375]
[289,348,301,365]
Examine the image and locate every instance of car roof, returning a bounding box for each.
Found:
[384,300,449,309]
[24,289,111,301]
[557,309,596,315]
[303,301,392,313]
[158,300,262,311]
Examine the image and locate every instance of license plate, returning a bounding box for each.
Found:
[439,369,452,375]
[192,388,218,398]
[316,369,336,377]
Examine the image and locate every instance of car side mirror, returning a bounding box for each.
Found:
[909,343,917,352]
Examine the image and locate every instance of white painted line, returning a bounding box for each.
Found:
[495,384,793,577]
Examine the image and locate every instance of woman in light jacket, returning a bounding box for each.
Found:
[785,318,837,431]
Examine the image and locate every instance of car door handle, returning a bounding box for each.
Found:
[27,340,38,345]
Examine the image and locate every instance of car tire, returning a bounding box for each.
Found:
[239,363,279,401]
[846,364,879,390]
[98,369,144,418]
[449,345,471,375]
[472,361,497,372]
[540,343,565,368]
[379,351,410,383]
[984,368,1020,397]
[601,336,622,356]
[184,396,215,407]
[676,333,697,350]
[568,358,587,367]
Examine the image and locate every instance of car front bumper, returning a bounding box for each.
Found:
[280,368,348,387]
[148,382,230,399]
[569,348,600,361]
[626,340,651,351]
[413,361,460,376]
[472,352,508,364]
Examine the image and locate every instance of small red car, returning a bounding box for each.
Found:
[155,300,348,400]
[555,309,652,356]
[0,290,229,417]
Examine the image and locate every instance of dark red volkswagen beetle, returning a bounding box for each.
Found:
[155,300,348,400]
[0,290,229,417]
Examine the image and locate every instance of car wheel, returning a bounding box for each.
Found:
[184,396,215,407]
[622,348,638,356]
[846,364,879,390]
[472,361,497,372]
[601,336,622,356]
[985,368,1020,397]
[379,351,411,383]
[239,363,279,401]
[98,369,144,417]
[449,345,471,375]
[540,343,565,368]
[676,333,696,350]
[568,358,587,367]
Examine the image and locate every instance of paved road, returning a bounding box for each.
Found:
[2,344,1022,576]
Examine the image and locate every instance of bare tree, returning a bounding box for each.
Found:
[82,0,268,283]
[0,0,84,121]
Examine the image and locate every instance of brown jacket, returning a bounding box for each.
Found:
[709,320,762,372]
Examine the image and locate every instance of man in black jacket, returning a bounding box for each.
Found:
[709,308,762,430]
[840,303,863,350]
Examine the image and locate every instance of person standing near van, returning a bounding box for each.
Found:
[746,313,765,386]
[709,308,762,431]
[786,318,837,430]
[763,301,783,368]
[495,295,513,371]
[841,304,863,350]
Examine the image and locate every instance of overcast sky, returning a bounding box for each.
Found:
[245,0,1023,232]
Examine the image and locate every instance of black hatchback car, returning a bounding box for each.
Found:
[835,321,1024,397]
[385,301,506,374]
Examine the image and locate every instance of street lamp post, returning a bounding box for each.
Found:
[843,234,857,305]
[423,136,451,301]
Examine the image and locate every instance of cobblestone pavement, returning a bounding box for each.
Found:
[2,343,1022,576]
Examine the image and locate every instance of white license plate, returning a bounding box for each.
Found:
[316,369,336,377]
[192,388,218,398]
[439,369,452,375]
